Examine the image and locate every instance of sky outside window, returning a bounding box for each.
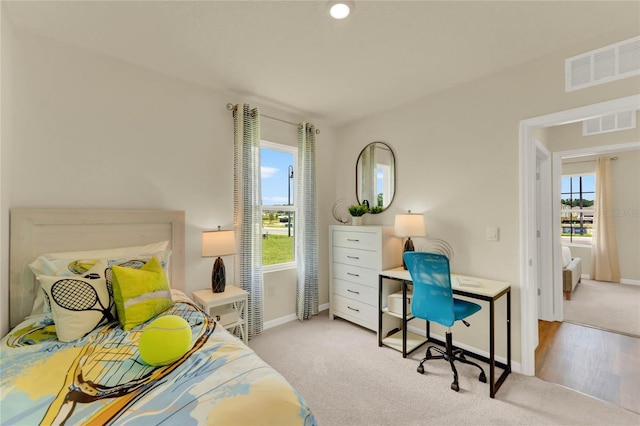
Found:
[561,175,595,204]
[261,148,294,206]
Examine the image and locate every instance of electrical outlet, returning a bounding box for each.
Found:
[268,285,275,297]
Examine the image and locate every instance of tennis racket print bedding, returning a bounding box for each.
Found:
[0,296,316,425]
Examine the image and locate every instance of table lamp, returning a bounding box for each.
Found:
[394,211,426,269]
[202,227,236,293]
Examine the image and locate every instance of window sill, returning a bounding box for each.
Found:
[263,262,297,274]
[562,242,593,248]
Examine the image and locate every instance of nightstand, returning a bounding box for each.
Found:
[192,286,248,344]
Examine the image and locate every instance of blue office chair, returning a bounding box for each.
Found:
[404,251,487,392]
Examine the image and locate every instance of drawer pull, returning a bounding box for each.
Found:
[347,289,360,295]
[347,256,360,260]
[347,272,360,277]
[347,306,360,312]
[347,238,360,242]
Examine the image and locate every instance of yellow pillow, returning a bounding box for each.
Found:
[111,257,173,331]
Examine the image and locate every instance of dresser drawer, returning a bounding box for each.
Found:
[333,246,379,269]
[332,229,379,250]
[332,262,379,288]
[332,294,377,330]
[333,279,378,305]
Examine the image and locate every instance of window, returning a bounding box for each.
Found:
[561,174,595,244]
[261,141,297,269]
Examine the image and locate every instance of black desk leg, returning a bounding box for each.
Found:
[402,280,407,358]
[489,299,496,398]
[507,290,511,373]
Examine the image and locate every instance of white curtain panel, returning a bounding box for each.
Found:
[295,122,319,320]
[591,157,621,282]
[233,103,264,338]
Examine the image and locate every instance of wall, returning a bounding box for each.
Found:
[0,26,336,336]
[333,26,640,364]
[0,2,13,336]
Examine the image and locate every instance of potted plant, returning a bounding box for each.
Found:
[369,206,383,214]
[348,203,369,226]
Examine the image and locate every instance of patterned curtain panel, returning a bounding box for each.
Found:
[233,103,264,338]
[591,157,621,282]
[295,122,319,320]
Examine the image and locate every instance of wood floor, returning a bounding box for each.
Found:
[536,320,640,414]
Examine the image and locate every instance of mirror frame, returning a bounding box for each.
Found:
[355,141,396,211]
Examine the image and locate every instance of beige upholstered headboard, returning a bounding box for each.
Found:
[9,209,185,329]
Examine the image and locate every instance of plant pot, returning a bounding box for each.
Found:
[352,216,363,226]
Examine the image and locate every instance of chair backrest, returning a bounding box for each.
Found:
[404,251,455,327]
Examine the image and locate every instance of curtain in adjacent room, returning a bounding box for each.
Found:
[360,144,377,207]
[233,103,264,338]
[591,157,621,282]
[295,122,319,320]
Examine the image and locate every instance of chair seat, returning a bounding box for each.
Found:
[453,298,481,322]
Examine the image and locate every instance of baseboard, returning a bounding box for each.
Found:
[263,303,330,330]
[407,324,523,375]
[581,274,640,286]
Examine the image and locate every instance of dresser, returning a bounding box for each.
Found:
[329,225,401,332]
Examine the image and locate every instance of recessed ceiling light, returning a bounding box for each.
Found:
[329,1,353,20]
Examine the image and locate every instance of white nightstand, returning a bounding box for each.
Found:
[192,286,248,345]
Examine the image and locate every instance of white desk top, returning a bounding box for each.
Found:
[380,267,510,299]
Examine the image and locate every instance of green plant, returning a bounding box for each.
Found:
[369,206,383,214]
[348,204,369,217]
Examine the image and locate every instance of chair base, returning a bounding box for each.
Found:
[417,331,487,392]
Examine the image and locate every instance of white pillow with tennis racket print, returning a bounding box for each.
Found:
[39,260,116,342]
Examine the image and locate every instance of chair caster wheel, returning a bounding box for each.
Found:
[417,365,424,374]
[479,372,487,383]
[451,382,459,392]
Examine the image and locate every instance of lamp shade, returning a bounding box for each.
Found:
[202,230,236,258]
[394,213,426,238]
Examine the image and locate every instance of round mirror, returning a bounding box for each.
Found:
[356,141,396,211]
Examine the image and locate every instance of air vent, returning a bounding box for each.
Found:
[583,111,636,136]
[566,36,640,91]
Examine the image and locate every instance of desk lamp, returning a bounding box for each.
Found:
[394,211,426,269]
[202,227,236,293]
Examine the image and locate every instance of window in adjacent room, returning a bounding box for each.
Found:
[260,141,297,269]
[560,174,595,244]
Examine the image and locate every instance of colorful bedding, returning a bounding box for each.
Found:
[0,294,315,425]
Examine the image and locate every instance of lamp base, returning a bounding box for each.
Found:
[402,237,415,270]
[212,257,226,293]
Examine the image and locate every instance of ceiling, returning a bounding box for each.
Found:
[4,0,640,126]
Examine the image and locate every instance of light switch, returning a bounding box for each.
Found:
[486,226,499,241]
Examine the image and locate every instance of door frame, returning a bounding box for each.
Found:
[519,94,640,376]
[536,141,554,323]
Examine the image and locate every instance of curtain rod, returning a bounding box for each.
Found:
[564,156,618,164]
[226,103,320,134]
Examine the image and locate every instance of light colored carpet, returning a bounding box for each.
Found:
[563,279,640,337]
[250,310,639,426]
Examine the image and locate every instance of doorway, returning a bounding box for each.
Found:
[519,94,640,376]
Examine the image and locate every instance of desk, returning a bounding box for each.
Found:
[378,267,511,398]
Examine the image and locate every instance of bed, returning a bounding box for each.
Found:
[1,209,315,425]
